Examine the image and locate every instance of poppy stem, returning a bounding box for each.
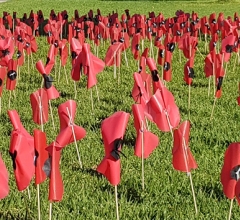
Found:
[141,121,144,190]
[213,64,216,96]
[183,139,198,215]
[189,172,198,214]
[114,52,117,79]
[95,85,100,102]
[165,110,173,137]
[64,65,69,84]
[196,47,205,60]
[38,95,44,132]
[31,53,34,70]
[37,184,41,220]
[124,47,128,68]
[27,186,31,200]
[188,84,191,120]
[49,202,52,220]
[22,190,31,219]
[115,185,119,220]
[28,55,30,75]
[58,59,62,84]
[118,51,121,86]
[68,43,71,57]
[204,34,207,53]
[8,91,11,109]
[155,46,158,63]
[208,76,211,97]
[210,97,217,121]
[198,29,201,42]
[90,88,94,112]
[228,199,233,220]
[49,100,55,131]
[145,116,150,131]
[74,81,77,99]
[66,107,83,169]
[54,57,57,79]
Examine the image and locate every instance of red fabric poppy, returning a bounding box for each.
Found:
[105,42,123,67]
[132,104,159,158]
[131,72,150,106]
[221,34,236,63]
[0,153,9,199]
[6,59,17,91]
[9,130,35,191]
[184,57,195,85]
[0,66,7,97]
[97,111,130,186]
[172,120,197,172]
[56,100,86,147]
[146,88,180,132]
[221,143,240,199]
[163,50,172,82]
[30,88,49,125]
[36,60,60,100]
[34,129,49,185]
[131,33,141,60]
[0,37,14,66]
[46,142,63,202]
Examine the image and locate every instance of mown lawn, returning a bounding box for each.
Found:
[1,0,240,219]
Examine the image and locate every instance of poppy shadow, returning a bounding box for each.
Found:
[202,183,225,201]
[59,91,72,99]
[119,186,143,204]
[191,81,209,88]
[123,136,135,148]
[83,168,103,180]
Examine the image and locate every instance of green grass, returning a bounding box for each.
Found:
[1,0,240,219]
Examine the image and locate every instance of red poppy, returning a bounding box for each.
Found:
[56,100,86,147]
[172,121,197,172]
[0,153,9,199]
[34,129,49,185]
[97,111,130,186]
[30,88,49,125]
[132,104,159,158]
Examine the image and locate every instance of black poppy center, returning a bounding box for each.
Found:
[164,62,170,71]
[226,44,233,53]
[71,51,77,59]
[2,49,10,56]
[135,44,140,51]
[231,165,240,181]
[8,70,17,80]
[187,66,194,78]
[17,51,22,59]
[43,74,54,89]
[217,77,223,90]
[151,70,159,82]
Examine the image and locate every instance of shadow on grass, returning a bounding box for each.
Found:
[203,184,225,201]
[123,136,135,148]
[59,91,73,99]
[119,185,144,204]
[82,168,103,179]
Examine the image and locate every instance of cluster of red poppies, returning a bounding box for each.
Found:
[0,8,240,219]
